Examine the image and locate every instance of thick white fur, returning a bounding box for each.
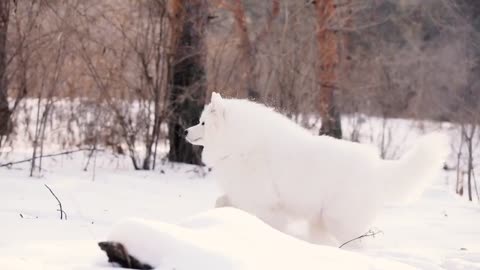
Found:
[185,93,450,246]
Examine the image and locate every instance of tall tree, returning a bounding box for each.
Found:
[167,0,208,165]
[315,0,342,139]
[214,0,279,100]
[231,0,256,99]
[0,0,11,137]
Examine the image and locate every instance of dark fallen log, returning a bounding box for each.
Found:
[98,241,153,270]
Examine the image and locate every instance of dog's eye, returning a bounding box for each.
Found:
[201,122,205,126]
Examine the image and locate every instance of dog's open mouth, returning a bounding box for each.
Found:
[188,137,202,143]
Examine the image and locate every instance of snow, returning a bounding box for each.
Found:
[1,117,480,270]
[0,155,218,270]
[106,208,417,270]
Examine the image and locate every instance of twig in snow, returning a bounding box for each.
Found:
[19,213,38,219]
[339,229,383,248]
[44,184,67,220]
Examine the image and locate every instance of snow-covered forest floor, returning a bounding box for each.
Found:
[1,116,479,270]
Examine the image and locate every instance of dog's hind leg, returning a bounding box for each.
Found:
[215,194,232,208]
[308,215,339,246]
[321,212,371,248]
[256,206,290,234]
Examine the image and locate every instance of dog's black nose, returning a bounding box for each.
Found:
[184,129,189,136]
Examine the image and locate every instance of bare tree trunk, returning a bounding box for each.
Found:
[214,0,279,100]
[463,124,476,201]
[0,1,11,137]
[167,0,208,165]
[467,134,473,201]
[315,0,342,139]
[456,131,465,196]
[231,0,258,99]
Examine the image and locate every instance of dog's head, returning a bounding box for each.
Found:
[185,92,225,147]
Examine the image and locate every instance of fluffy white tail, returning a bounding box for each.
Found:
[382,132,450,204]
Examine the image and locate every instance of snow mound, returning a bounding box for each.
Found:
[107,207,417,270]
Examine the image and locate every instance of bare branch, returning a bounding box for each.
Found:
[44,184,67,220]
[0,148,103,168]
[339,229,383,248]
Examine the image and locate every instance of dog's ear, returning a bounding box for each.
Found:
[211,92,222,103]
[210,92,224,115]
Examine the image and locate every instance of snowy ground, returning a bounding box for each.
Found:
[1,117,480,270]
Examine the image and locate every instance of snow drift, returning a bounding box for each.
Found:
[105,207,417,270]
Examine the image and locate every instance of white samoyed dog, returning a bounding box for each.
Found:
[185,92,449,246]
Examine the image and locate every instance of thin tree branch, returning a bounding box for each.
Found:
[0,148,103,168]
[44,184,67,220]
[339,229,383,248]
